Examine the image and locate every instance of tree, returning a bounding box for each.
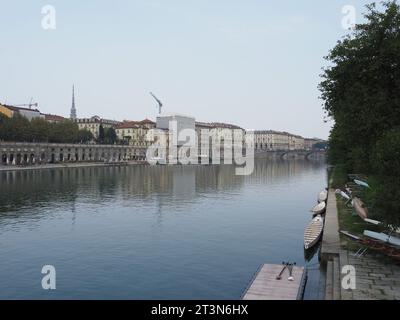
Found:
[320,1,400,172]
[319,1,400,227]
[0,113,9,140]
[1,114,36,142]
[30,118,50,142]
[104,127,117,145]
[48,120,79,143]
[98,125,105,144]
[6,114,31,142]
[77,129,94,143]
[0,115,95,144]
[369,129,400,227]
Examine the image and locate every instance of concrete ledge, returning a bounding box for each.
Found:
[321,189,341,264]
[325,261,333,300]
[0,161,146,172]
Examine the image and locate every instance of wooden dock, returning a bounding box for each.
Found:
[242,264,307,300]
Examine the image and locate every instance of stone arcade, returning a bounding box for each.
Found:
[0,142,147,166]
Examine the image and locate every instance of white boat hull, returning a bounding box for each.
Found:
[364,219,400,234]
[304,215,324,249]
[364,230,400,247]
[318,190,328,203]
[354,179,370,188]
[335,189,351,201]
[311,202,326,215]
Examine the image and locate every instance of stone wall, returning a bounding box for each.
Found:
[0,142,147,166]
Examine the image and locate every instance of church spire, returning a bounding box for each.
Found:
[70,85,77,120]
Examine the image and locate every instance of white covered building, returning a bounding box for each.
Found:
[156,113,195,147]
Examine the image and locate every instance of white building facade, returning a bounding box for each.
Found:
[251,130,306,151]
[76,116,120,139]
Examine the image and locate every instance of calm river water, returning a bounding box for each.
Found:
[0,159,326,299]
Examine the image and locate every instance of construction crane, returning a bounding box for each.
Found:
[149,92,163,114]
[13,98,38,109]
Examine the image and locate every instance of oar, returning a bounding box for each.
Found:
[276,262,288,280]
[287,262,296,281]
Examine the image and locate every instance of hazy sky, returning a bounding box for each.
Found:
[1,0,375,139]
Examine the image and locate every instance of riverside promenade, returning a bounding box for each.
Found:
[0,161,148,172]
[0,142,148,167]
[321,189,341,300]
[321,189,340,263]
[322,190,400,300]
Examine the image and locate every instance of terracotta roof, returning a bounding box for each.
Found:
[139,119,155,124]
[117,119,155,129]
[116,121,140,129]
[43,114,66,121]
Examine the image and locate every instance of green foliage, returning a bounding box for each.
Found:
[30,118,50,142]
[77,129,94,143]
[368,130,400,226]
[98,125,105,144]
[0,114,94,144]
[320,1,400,172]
[320,1,400,227]
[329,164,348,189]
[0,114,31,141]
[104,127,117,145]
[337,195,374,236]
[371,129,400,177]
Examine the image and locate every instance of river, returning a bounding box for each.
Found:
[0,159,326,299]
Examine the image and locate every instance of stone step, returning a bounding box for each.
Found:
[333,256,341,300]
[325,260,333,300]
[339,250,353,300]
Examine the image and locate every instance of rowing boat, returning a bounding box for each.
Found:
[364,230,400,247]
[351,197,368,220]
[341,230,400,261]
[318,190,328,203]
[365,219,400,234]
[354,179,370,188]
[335,189,351,201]
[304,215,324,250]
[310,202,326,215]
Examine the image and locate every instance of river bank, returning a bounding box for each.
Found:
[322,169,400,300]
[0,161,148,172]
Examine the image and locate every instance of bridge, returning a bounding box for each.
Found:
[254,149,326,160]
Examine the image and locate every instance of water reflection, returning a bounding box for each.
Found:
[304,242,321,263]
[0,159,327,234]
[0,159,326,299]
[0,160,325,212]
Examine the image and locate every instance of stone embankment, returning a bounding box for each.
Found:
[322,190,400,300]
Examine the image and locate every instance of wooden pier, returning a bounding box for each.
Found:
[242,264,307,300]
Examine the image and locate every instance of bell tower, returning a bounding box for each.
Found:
[70,85,77,120]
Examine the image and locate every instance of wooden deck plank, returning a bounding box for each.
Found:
[242,264,307,300]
